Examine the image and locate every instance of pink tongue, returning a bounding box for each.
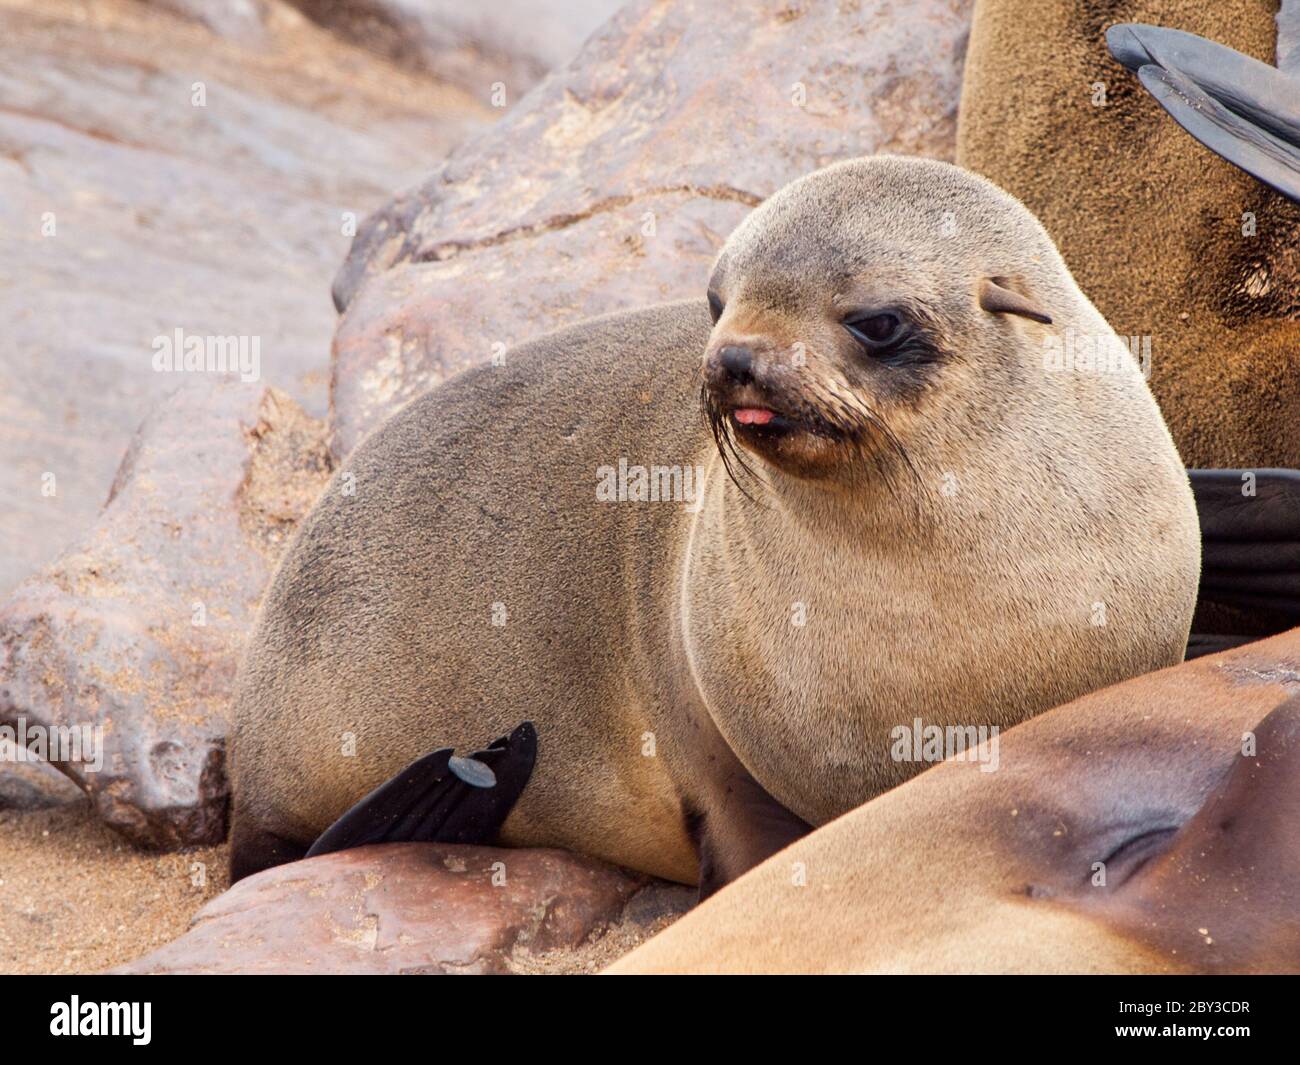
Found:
[734,408,775,426]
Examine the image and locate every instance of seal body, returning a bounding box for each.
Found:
[233,303,721,884]
[230,157,1200,887]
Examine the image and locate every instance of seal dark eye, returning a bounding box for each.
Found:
[707,291,725,323]
[843,312,904,351]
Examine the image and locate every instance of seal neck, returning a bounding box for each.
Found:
[709,451,936,547]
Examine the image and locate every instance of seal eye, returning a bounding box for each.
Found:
[707,291,725,323]
[844,312,904,351]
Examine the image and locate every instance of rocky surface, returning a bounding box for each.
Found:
[0,757,82,811]
[0,382,332,848]
[0,0,491,596]
[281,1,623,97]
[114,842,694,974]
[329,0,976,458]
[0,0,975,853]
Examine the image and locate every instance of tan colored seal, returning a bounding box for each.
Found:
[230,157,1200,892]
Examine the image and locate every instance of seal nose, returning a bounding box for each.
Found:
[718,345,755,384]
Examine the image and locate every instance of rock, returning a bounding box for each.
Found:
[282,1,625,97]
[505,879,698,974]
[0,0,490,595]
[144,0,271,43]
[0,758,82,811]
[0,382,332,848]
[329,0,976,458]
[112,843,671,974]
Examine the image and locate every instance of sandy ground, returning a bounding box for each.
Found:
[0,763,228,974]
[508,883,694,974]
[0,761,685,974]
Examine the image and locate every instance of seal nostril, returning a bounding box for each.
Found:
[719,345,754,383]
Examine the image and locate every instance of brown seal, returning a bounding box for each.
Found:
[229,156,1199,893]
[960,0,1300,642]
[957,0,1300,472]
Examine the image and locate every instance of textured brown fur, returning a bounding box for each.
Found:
[230,157,1199,887]
[957,0,1300,470]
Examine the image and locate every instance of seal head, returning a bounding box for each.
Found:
[700,157,1055,489]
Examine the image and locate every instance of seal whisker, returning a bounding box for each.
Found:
[701,383,771,505]
[788,378,921,495]
[852,404,921,495]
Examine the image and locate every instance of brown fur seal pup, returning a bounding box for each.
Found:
[957,0,1300,473]
[229,156,1200,891]
[610,629,1300,974]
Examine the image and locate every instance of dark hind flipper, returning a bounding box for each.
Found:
[1187,470,1300,649]
[1106,24,1300,203]
[1185,633,1261,661]
[229,819,309,883]
[305,721,537,859]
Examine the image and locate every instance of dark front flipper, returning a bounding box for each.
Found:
[1187,469,1300,653]
[687,770,813,901]
[306,721,537,859]
[1106,24,1300,203]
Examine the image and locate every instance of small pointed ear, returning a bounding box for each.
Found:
[978,277,1053,325]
